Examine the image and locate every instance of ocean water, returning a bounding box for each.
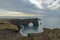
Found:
[19,17,60,36]
[41,18,60,29]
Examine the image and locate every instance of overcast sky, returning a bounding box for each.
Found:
[0,0,60,17]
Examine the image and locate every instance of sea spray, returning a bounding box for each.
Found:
[19,19,44,36]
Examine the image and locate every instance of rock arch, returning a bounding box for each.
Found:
[10,18,40,31]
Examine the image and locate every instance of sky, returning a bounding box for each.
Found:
[0,0,60,17]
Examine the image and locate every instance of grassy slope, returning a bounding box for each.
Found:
[0,19,18,30]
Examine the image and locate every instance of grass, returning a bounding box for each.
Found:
[0,19,18,30]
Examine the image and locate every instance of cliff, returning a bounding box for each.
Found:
[0,28,60,40]
[0,19,60,40]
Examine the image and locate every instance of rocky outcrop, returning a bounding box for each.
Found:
[0,29,33,40]
[0,28,60,40]
[0,18,40,31]
[10,18,39,27]
[28,28,60,40]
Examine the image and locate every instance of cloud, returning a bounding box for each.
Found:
[29,0,60,10]
[0,0,60,18]
[0,12,35,16]
[0,0,59,12]
[0,0,38,12]
[0,9,43,17]
[0,9,35,16]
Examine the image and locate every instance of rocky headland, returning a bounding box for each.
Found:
[0,19,60,40]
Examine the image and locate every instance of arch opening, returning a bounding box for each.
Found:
[28,22,34,27]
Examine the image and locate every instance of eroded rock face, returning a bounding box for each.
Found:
[0,28,60,40]
[28,28,60,40]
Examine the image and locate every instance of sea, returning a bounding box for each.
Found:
[19,17,60,36]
